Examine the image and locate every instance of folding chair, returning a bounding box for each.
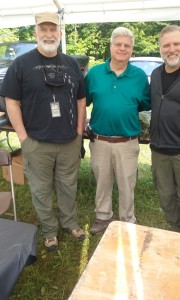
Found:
[0,149,17,221]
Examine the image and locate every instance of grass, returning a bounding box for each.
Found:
[0,134,169,300]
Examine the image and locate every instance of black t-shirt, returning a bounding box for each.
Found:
[1,49,85,142]
[161,64,180,94]
[151,65,180,155]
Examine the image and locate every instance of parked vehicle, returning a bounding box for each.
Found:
[130,57,163,143]
[130,56,163,82]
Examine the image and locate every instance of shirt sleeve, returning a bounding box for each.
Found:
[0,59,22,101]
[85,71,93,106]
[138,78,151,112]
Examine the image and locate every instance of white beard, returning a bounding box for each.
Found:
[38,38,60,54]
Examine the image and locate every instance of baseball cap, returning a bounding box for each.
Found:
[35,12,60,25]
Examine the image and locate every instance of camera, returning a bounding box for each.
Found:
[85,125,95,142]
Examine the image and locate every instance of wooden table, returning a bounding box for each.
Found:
[0,124,15,133]
[69,221,180,300]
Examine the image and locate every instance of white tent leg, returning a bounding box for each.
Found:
[61,22,66,54]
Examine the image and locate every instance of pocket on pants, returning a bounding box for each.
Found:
[21,136,38,154]
[76,133,83,143]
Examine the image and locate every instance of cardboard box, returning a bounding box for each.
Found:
[2,149,27,185]
[11,149,23,165]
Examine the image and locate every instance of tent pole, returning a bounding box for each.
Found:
[53,0,66,54]
[61,22,66,54]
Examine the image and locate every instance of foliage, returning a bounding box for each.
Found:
[124,21,170,56]
[0,26,34,43]
[17,26,35,41]
[65,24,87,55]
[0,28,19,43]
[139,111,151,142]
[1,21,178,62]
[64,21,174,60]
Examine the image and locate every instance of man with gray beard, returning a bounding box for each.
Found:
[0,12,86,250]
[150,25,180,232]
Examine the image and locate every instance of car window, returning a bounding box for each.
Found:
[130,60,162,76]
[0,42,37,61]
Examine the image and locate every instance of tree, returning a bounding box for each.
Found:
[0,21,177,63]
[0,28,19,43]
[65,21,173,61]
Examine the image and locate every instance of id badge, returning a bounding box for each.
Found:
[50,102,61,118]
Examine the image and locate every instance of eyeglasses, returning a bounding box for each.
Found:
[112,43,132,50]
[42,68,65,87]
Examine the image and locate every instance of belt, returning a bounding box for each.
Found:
[94,134,138,143]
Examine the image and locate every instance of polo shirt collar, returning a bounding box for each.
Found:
[105,57,132,77]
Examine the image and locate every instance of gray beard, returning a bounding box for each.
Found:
[163,56,180,68]
[38,40,60,54]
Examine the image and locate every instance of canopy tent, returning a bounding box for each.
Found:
[0,0,180,53]
[0,0,180,28]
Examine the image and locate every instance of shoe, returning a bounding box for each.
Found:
[90,218,112,235]
[71,228,86,240]
[44,236,58,251]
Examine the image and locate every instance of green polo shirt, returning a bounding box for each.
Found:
[85,58,151,136]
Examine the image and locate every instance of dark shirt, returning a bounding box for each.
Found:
[151,65,180,155]
[162,64,180,94]
[1,49,85,143]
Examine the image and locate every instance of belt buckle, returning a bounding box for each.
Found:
[109,137,114,143]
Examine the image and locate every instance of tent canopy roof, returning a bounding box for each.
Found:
[0,0,180,28]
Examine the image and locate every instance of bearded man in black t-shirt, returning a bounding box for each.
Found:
[1,12,86,251]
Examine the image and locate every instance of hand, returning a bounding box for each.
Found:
[19,134,28,144]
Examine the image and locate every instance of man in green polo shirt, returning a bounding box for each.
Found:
[86,26,151,234]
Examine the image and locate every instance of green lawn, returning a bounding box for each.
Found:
[0,134,169,300]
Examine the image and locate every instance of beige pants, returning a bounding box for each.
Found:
[89,138,139,223]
